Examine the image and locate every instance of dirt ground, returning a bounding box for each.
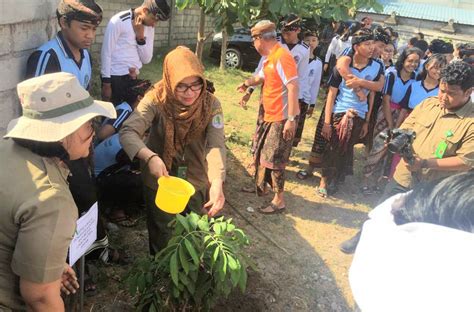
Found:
[84,116,380,312]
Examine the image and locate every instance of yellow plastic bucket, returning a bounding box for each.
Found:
[155,176,195,214]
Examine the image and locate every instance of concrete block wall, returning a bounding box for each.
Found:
[0,0,214,134]
[91,0,214,55]
[0,0,59,133]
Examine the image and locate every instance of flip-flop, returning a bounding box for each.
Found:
[258,203,286,215]
[317,187,328,198]
[296,170,309,180]
[241,185,256,193]
[361,186,373,195]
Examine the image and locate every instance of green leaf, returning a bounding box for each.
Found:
[184,238,200,266]
[198,219,210,231]
[238,266,248,292]
[179,272,196,295]
[176,214,190,232]
[230,263,241,287]
[149,302,157,312]
[178,244,190,274]
[226,223,235,232]
[227,254,238,270]
[188,212,200,230]
[170,252,179,287]
[212,246,220,263]
[214,223,222,235]
[137,274,146,292]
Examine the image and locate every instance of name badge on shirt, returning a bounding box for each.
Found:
[435,130,453,159]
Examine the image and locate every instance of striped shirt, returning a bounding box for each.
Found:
[258,43,298,122]
[101,101,132,131]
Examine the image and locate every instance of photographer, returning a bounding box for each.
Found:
[386,60,473,197]
[340,61,474,254]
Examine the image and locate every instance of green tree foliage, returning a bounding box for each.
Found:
[127,213,253,311]
[175,0,382,68]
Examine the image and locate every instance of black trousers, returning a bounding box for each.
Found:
[110,74,132,106]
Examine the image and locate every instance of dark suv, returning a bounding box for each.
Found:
[209,27,261,70]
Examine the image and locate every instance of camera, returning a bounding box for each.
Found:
[379,128,416,165]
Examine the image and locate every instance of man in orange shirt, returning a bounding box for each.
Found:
[237,20,300,214]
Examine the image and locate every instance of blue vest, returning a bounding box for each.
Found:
[34,35,92,89]
[383,70,416,104]
[401,80,439,110]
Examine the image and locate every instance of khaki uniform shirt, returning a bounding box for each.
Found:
[119,94,226,190]
[0,140,77,311]
[394,97,474,188]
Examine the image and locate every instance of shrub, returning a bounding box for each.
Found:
[127,212,252,311]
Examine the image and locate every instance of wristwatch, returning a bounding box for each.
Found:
[288,115,296,122]
[421,159,429,169]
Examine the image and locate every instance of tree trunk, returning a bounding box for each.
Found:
[195,7,206,60]
[219,28,228,71]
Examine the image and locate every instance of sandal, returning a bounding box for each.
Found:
[241,185,256,193]
[317,187,328,198]
[258,203,286,215]
[296,170,310,180]
[109,214,138,227]
[106,247,132,265]
[361,186,373,195]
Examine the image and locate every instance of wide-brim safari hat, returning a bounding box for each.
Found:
[4,72,116,142]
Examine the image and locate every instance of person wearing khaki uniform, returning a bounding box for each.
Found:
[0,73,115,311]
[340,61,474,254]
[120,46,226,254]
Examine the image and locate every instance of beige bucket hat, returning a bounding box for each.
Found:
[4,72,116,142]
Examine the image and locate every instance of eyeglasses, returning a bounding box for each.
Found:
[251,34,261,42]
[175,81,203,93]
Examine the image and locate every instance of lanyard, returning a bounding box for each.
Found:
[434,130,453,159]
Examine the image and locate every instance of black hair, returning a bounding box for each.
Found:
[373,26,391,44]
[392,31,399,39]
[341,21,361,42]
[440,60,474,91]
[123,79,152,106]
[395,47,423,73]
[428,39,454,54]
[392,171,474,233]
[418,53,447,81]
[413,39,428,54]
[304,31,319,40]
[383,27,394,36]
[416,32,424,39]
[408,37,419,46]
[12,138,69,162]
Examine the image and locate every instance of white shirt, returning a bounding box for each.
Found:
[278,37,311,103]
[350,193,474,312]
[325,35,352,63]
[101,9,155,78]
[307,57,322,106]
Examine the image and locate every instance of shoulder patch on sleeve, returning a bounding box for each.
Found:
[211,113,224,129]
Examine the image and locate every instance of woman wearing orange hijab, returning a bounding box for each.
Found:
[120,46,226,254]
